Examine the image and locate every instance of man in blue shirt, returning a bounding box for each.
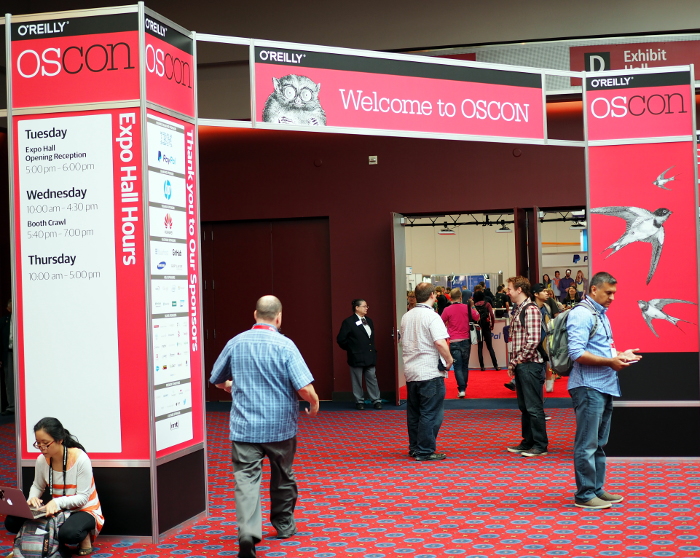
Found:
[566,272,641,510]
[210,295,319,558]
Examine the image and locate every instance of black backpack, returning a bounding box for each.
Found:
[475,303,490,325]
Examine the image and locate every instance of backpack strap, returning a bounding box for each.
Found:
[571,298,600,339]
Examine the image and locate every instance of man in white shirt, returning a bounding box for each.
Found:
[400,282,453,461]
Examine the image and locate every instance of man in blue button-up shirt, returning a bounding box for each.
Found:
[567,271,641,511]
[210,295,319,558]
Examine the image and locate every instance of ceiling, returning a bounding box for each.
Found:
[2,0,700,65]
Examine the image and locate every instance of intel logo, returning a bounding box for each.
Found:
[157,261,166,270]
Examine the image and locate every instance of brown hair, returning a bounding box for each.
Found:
[415,282,435,304]
[507,276,531,297]
[450,288,462,300]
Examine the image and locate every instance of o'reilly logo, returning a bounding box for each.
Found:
[585,52,610,72]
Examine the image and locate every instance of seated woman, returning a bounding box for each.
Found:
[562,285,581,308]
[5,417,104,556]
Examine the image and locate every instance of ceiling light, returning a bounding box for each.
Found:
[438,224,456,235]
[496,222,512,233]
[570,221,587,230]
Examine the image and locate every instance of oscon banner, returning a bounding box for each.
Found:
[254,45,545,141]
[11,13,139,108]
[144,14,195,117]
[586,69,698,365]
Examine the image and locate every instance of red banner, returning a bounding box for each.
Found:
[586,69,698,355]
[145,15,195,117]
[585,72,693,141]
[11,14,139,108]
[254,46,544,140]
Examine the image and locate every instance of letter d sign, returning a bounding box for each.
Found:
[585,52,610,72]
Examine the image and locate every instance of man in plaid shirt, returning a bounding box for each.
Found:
[505,276,549,457]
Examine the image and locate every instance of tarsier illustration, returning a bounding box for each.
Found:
[262,74,327,126]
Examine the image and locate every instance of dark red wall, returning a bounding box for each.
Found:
[198,126,587,399]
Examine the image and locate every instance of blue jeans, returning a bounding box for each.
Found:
[514,362,548,451]
[449,340,472,391]
[406,377,445,457]
[569,386,613,502]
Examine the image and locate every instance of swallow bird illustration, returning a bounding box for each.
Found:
[637,298,696,337]
[590,206,672,284]
[652,166,678,190]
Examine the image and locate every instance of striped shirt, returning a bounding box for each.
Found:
[508,300,544,370]
[210,325,314,443]
[400,303,449,382]
[566,297,620,397]
[29,450,104,538]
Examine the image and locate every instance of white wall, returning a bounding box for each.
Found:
[405,224,516,279]
[405,219,586,280]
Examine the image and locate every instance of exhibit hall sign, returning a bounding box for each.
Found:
[585,69,698,362]
[253,44,545,141]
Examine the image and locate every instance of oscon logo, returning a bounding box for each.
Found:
[15,42,136,78]
[590,93,688,119]
[145,43,192,89]
[163,179,172,200]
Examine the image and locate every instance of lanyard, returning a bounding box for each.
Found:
[252,324,277,332]
[48,445,67,498]
[579,299,612,340]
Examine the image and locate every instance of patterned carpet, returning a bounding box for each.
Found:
[2,408,700,558]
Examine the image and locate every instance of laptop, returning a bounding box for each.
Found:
[0,487,47,520]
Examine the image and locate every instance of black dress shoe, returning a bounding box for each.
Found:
[373,401,382,409]
[408,450,416,457]
[355,403,365,410]
[480,367,486,371]
[504,382,515,391]
[276,528,297,539]
[494,366,501,371]
[239,536,256,558]
[415,452,447,461]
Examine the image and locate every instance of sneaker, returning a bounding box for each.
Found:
[504,382,515,391]
[574,497,612,510]
[506,444,531,453]
[458,390,465,398]
[545,414,552,421]
[415,452,447,461]
[598,491,624,503]
[522,448,548,457]
[545,379,554,392]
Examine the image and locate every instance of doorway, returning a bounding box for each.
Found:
[201,217,334,401]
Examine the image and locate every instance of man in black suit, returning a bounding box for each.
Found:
[337,299,382,410]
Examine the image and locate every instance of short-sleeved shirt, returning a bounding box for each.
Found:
[210,325,314,443]
[400,303,449,382]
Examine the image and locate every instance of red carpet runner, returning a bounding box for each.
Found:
[1,409,699,557]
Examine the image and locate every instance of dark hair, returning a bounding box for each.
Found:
[352,299,366,311]
[473,290,485,302]
[34,417,86,452]
[415,282,435,304]
[542,274,550,283]
[589,271,617,293]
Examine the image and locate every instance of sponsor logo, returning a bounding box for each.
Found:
[164,213,173,230]
[163,179,172,200]
[158,150,176,165]
[159,131,173,147]
[16,21,69,36]
[157,261,167,270]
